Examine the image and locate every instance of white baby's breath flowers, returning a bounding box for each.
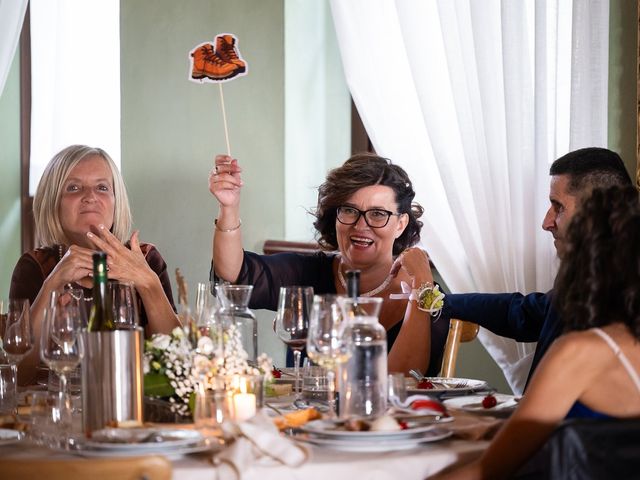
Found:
[144,321,272,417]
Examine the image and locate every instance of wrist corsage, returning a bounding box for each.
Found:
[389,281,445,320]
[415,282,445,317]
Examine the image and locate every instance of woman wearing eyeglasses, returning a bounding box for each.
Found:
[209,153,446,374]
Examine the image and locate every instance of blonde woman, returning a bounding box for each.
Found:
[10,145,179,384]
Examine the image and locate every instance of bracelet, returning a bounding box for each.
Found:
[214,218,242,232]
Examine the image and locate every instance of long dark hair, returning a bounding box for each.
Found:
[313,153,424,255]
[553,185,640,340]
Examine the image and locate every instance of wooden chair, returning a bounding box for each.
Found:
[0,455,172,480]
[439,319,479,377]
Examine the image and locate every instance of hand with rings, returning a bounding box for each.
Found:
[209,154,243,208]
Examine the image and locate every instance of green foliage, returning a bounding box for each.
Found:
[144,372,175,398]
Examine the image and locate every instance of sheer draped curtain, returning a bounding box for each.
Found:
[0,0,28,96]
[29,0,120,194]
[330,0,609,394]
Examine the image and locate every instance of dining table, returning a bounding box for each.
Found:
[1,381,505,479]
[0,433,488,479]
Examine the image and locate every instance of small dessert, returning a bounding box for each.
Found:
[266,383,292,397]
[368,415,401,432]
[417,380,435,389]
[344,419,370,431]
[410,398,448,416]
[273,407,321,430]
[482,394,498,409]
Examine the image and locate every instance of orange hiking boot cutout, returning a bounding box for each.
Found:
[190,43,240,81]
[215,34,247,72]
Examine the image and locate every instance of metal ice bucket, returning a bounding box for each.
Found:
[81,328,144,435]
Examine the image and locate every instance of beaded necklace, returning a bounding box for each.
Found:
[337,257,393,297]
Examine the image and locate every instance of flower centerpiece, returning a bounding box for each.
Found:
[144,324,271,418]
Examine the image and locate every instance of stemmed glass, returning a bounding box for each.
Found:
[1,299,32,416]
[306,294,353,417]
[274,286,313,397]
[40,291,85,433]
[3,299,34,364]
[109,282,139,329]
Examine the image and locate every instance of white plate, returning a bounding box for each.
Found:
[443,393,519,417]
[391,411,455,424]
[70,440,220,459]
[300,419,439,440]
[406,377,488,395]
[295,427,452,452]
[0,428,24,446]
[82,428,203,451]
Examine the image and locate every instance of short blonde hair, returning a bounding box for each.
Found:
[33,145,132,246]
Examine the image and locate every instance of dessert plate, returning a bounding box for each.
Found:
[443,393,518,417]
[406,377,488,395]
[295,427,452,452]
[300,419,438,440]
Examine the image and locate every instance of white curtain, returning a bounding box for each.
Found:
[0,0,28,96]
[330,0,609,394]
[29,0,121,195]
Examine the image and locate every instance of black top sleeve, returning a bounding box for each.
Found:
[211,250,337,311]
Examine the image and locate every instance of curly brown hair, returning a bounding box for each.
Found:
[553,185,640,340]
[313,153,424,255]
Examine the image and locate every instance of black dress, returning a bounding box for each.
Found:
[211,250,449,375]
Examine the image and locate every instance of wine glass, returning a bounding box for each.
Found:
[306,294,353,417]
[274,286,313,397]
[3,299,34,364]
[50,288,88,394]
[109,281,139,329]
[40,291,85,432]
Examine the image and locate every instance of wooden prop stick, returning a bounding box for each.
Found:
[189,34,247,159]
[219,83,231,156]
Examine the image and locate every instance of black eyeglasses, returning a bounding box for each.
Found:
[336,206,402,228]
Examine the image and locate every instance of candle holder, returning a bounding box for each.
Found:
[213,373,264,422]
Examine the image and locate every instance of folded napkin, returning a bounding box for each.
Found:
[448,410,504,441]
[212,411,310,480]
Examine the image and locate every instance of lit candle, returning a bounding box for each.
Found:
[231,375,257,422]
[233,392,256,421]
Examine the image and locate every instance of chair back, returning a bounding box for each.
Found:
[0,455,172,480]
[439,318,479,377]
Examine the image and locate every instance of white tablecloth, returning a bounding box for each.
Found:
[172,438,486,479]
[0,438,487,479]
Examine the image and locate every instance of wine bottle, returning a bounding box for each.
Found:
[346,269,360,298]
[345,269,369,317]
[87,252,115,331]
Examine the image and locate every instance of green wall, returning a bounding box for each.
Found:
[0,53,21,300]
[608,0,637,174]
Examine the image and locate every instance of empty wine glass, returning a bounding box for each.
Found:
[48,289,87,394]
[306,294,353,417]
[3,299,34,365]
[109,281,139,329]
[40,291,85,434]
[274,286,313,397]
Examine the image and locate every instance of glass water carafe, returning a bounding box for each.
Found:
[215,285,258,362]
[338,296,387,418]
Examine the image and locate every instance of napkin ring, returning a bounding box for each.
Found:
[215,218,242,232]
